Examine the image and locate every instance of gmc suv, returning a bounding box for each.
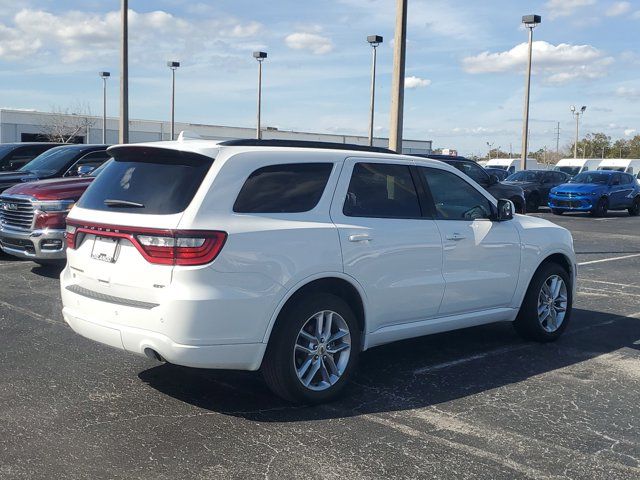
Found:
[61,138,576,403]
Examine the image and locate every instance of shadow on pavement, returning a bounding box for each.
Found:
[138,308,640,422]
[30,262,65,279]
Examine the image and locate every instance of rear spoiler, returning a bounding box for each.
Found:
[106,145,215,166]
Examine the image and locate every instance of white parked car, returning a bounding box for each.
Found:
[61,138,577,403]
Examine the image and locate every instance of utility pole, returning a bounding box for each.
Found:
[389,0,408,153]
[554,121,560,158]
[119,0,129,144]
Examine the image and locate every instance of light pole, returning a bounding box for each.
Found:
[520,14,541,171]
[389,0,408,153]
[570,105,586,159]
[99,72,110,144]
[253,51,267,140]
[486,141,494,159]
[119,0,129,143]
[367,35,383,147]
[167,61,180,140]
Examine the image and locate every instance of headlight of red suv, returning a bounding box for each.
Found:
[33,200,75,230]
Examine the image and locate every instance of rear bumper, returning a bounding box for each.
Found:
[62,305,267,370]
[0,226,66,260]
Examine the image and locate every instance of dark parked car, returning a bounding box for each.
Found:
[0,143,60,172]
[504,170,571,212]
[484,167,510,181]
[0,144,110,193]
[413,155,527,213]
[548,170,640,217]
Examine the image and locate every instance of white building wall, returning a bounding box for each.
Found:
[0,109,432,154]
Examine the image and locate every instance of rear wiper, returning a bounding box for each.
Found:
[103,199,145,208]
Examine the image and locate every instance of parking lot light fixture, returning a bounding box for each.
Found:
[98,71,110,144]
[167,61,180,140]
[570,105,587,160]
[367,35,383,147]
[520,14,541,171]
[253,51,267,140]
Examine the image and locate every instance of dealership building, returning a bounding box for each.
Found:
[0,108,432,154]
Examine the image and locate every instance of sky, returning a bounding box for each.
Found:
[0,0,637,156]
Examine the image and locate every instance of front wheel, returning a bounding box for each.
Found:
[628,197,640,216]
[514,262,572,342]
[262,293,360,404]
[591,197,608,217]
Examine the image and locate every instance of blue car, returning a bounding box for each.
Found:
[548,170,640,217]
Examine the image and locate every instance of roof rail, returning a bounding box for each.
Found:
[218,138,397,154]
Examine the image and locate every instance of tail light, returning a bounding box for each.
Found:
[65,220,227,266]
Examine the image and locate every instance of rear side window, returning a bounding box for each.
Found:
[77,149,213,214]
[343,163,421,218]
[234,163,333,213]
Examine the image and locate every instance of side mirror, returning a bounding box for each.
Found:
[77,165,96,177]
[489,174,499,185]
[494,199,514,221]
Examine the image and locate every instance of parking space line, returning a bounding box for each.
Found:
[413,312,640,375]
[580,278,640,290]
[578,253,640,266]
[0,300,59,325]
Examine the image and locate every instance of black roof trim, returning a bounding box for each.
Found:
[218,139,397,154]
[410,153,473,162]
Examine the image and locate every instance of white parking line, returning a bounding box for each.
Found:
[0,300,59,325]
[581,278,640,290]
[413,312,640,375]
[578,253,640,266]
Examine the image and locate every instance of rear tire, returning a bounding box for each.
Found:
[262,292,360,404]
[514,262,572,342]
[591,197,608,217]
[628,197,640,216]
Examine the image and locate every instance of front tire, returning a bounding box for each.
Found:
[628,197,640,216]
[262,293,360,404]
[514,262,572,342]
[591,197,608,217]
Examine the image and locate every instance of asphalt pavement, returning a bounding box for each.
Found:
[0,209,639,479]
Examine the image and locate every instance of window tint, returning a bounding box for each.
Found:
[77,153,213,215]
[233,163,333,213]
[421,167,493,220]
[343,163,421,218]
[553,172,568,183]
[621,174,633,185]
[449,161,489,186]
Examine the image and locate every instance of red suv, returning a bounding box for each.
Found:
[0,161,109,264]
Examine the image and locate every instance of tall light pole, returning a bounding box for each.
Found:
[99,72,110,144]
[367,35,383,147]
[486,141,494,159]
[253,51,267,140]
[389,0,408,153]
[167,61,180,140]
[520,14,541,170]
[119,0,129,144]
[570,105,586,159]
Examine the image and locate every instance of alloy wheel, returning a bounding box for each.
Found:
[537,275,568,333]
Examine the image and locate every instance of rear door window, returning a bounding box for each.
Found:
[77,148,213,214]
[233,163,333,213]
[343,163,422,218]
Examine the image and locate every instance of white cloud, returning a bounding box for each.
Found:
[624,129,636,136]
[405,76,431,89]
[284,32,333,55]
[545,0,597,20]
[616,86,640,98]
[606,2,632,16]
[462,41,613,84]
[0,8,264,65]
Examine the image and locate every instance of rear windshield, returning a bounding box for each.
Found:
[77,149,213,214]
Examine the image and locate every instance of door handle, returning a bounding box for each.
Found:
[446,233,466,241]
[348,234,372,243]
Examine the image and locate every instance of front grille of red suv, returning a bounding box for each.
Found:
[0,195,34,231]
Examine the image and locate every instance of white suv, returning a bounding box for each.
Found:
[61,137,576,403]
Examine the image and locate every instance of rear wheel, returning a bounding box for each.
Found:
[514,262,572,342]
[262,292,360,404]
[628,197,640,216]
[512,197,525,214]
[591,197,608,217]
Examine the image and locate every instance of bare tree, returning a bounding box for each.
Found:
[40,103,96,143]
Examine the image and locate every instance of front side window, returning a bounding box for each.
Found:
[343,163,421,218]
[234,163,333,213]
[450,161,489,186]
[421,167,493,220]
